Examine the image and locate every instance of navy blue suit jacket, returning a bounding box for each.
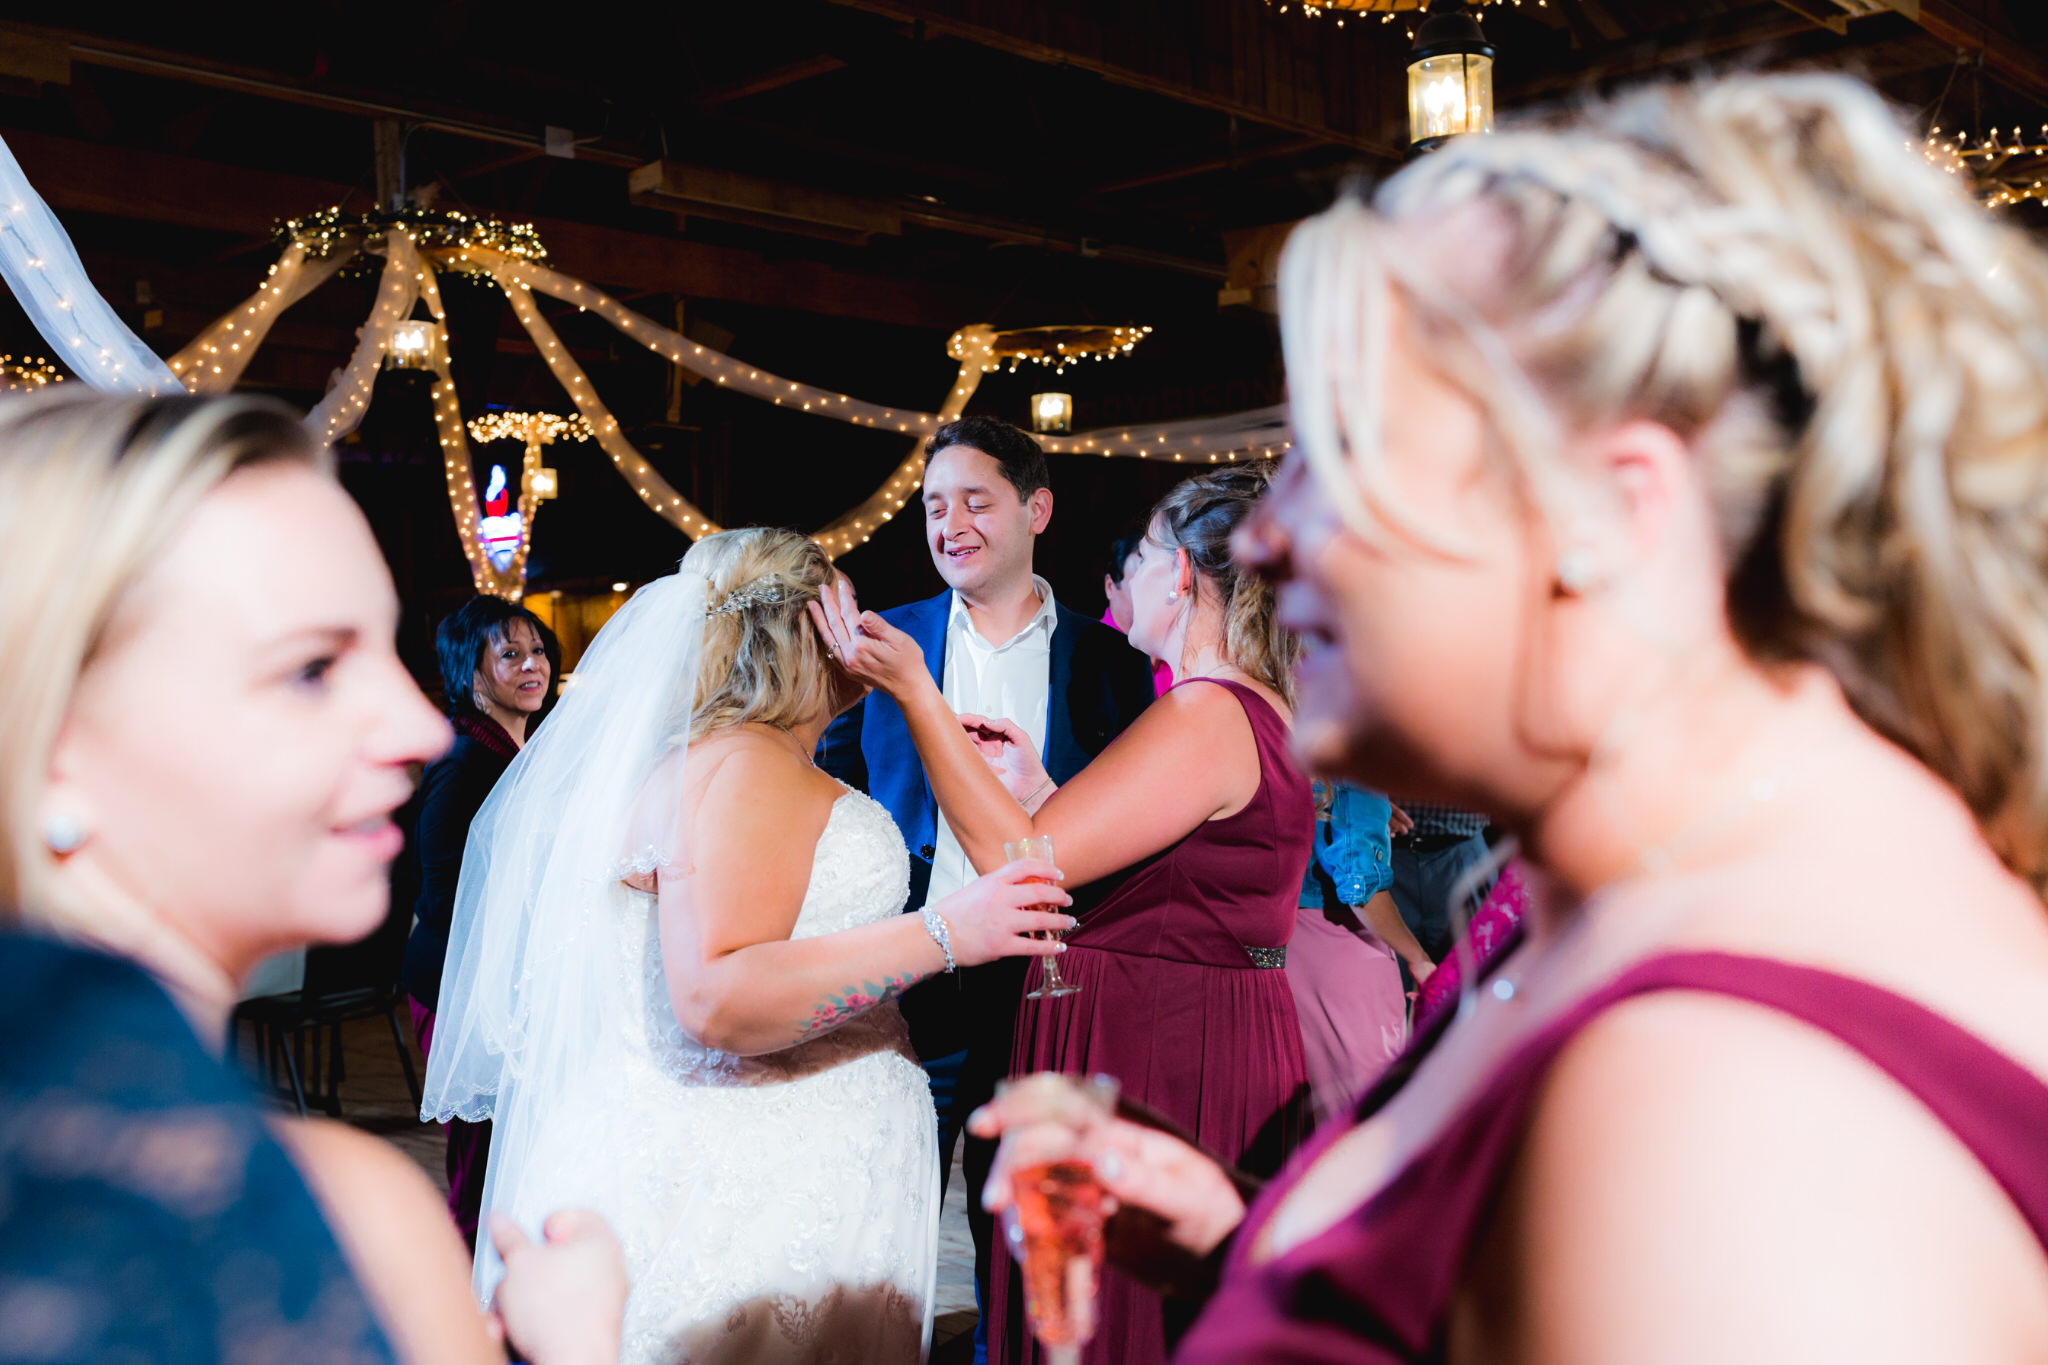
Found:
[816,588,1155,1060]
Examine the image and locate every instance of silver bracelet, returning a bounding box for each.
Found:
[1020,776,1055,809]
[920,905,957,973]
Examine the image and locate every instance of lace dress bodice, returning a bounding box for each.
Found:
[624,787,918,1087]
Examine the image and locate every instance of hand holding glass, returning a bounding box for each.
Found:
[998,1073,1119,1365]
[1006,835,1078,999]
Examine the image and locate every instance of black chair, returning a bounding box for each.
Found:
[232,787,426,1117]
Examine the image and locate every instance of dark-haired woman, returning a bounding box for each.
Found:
[401,596,552,1248]
[815,464,1312,1365]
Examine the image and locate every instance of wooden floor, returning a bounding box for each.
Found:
[269,1013,984,1357]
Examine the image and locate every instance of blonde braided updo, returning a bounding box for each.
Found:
[1281,72,2048,891]
[682,527,839,739]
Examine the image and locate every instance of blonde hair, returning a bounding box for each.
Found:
[1151,463,1299,705]
[1280,72,2048,891]
[0,391,328,930]
[681,527,839,739]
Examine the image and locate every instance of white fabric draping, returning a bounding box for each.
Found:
[0,133,179,394]
[473,249,946,434]
[164,226,1299,581]
[1044,402,1293,463]
[497,273,723,542]
[172,242,357,394]
[416,257,524,598]
[306,231,421,444]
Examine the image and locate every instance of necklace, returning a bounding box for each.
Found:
[771,722,819,768]
[1476,737,1840,1016]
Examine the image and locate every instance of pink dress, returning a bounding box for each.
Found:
[1284,905,1407,1127]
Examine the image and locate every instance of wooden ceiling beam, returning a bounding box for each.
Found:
[1093,136,1326,195]
[0,127,993,333]
[1901,0,2048,105]
[690,54,850,106]
[823,0,1405,160]
[1502,6,1831,101]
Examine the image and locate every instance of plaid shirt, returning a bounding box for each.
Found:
[1393,800,1489,840]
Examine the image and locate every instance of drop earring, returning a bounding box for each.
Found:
[43,811,88,855]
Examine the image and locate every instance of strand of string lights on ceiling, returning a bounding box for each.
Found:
[1262,0,1541,37]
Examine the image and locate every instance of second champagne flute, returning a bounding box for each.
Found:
[1005,834,1079,999]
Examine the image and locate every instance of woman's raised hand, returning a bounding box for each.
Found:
[969,1079,1249,1292]
[931,858,1075,967]
[958,713,1050,805]
[807,576,929,700]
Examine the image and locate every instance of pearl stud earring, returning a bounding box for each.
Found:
[43,811,88,855]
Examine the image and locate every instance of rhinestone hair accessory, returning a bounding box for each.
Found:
[708,580,798,618]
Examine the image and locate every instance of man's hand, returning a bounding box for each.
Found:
[958,713,1051,805]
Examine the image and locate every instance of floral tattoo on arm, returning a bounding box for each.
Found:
[799,970,928,1039]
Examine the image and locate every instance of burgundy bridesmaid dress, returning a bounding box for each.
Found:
[989,677,1314,1365]
[1176,951,2048,1362]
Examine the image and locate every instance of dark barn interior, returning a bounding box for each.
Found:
[0,0,2041,668]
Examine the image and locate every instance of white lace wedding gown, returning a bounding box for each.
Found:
[491,788,940,1364]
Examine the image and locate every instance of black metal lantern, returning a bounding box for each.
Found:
[1408,0,1494,151]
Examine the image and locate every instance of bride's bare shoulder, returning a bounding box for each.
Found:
[688,729,841,816]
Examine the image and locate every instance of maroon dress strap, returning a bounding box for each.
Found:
[1180,951,2048,1364]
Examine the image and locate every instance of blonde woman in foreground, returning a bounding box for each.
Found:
[975,72,2048,1362]
[424,527,1073,1365]
[0,392,627,1365]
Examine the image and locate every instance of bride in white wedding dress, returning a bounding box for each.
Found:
[420,528,1073,1364]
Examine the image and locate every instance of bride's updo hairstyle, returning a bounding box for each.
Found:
[0,392,325,923]
[1280,72,2048,892]
[683,526,840,739]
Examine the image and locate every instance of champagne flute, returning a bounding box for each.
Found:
[998,1073,1119,1365]
[1006,834,1079,999]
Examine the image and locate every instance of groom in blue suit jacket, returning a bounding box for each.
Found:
[818,417,1153,1340]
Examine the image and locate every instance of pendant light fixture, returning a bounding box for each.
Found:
[1408,0,1495,151]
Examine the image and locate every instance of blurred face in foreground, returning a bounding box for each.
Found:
[46,462,450,980]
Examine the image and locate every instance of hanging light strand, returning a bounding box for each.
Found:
[305,231,420,445]
[497,273,725,543]
[473,249,944,434]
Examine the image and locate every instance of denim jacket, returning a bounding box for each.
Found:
[1299,783,1395,909]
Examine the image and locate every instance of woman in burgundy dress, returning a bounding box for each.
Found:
[974,73,2048,1362]
[815,464,1311,1365]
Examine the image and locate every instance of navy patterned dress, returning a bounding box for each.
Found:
[0,932,396,1365]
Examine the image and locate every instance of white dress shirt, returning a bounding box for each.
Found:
[923,575,1059,909]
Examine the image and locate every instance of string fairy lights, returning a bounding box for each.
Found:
[1260,0,1538,36]
[277,205,546,276]
[981,324,1152,376]
[174,228,1295,585]
[1923,123,2048,209]
[0,353,63,389]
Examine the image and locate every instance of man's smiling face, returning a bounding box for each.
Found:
[922,443,1042,596]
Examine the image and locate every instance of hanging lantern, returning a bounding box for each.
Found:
[1407,1,1494,151]
[1031,392,1074,434]
[384,318,444,371]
